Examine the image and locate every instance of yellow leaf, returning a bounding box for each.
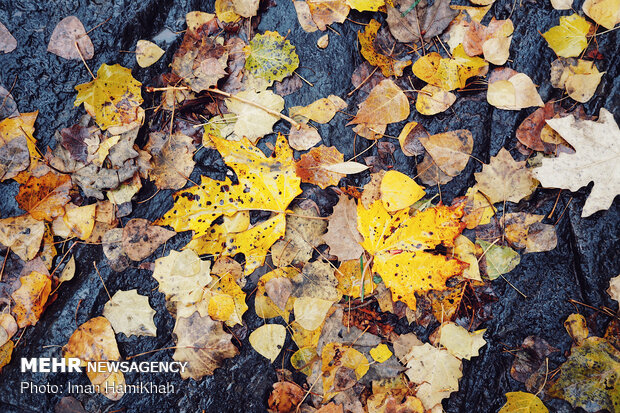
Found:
[74,63,143,131]
[583,0,620,29]
[294,296,334,331]
[452,235,481,280]
[0,214,45,261]
[380,170,426,212]
[291,346,318,375]
[61,203,97,240]
[416,85,457,115]
[103,289,157,337]
[437,322,486,360]
[185,11,216,33]
[157,134,301,272]
[226,90,285,143]
[550,58,604,103]
[11,271,52,328]
[334,259,376,299]
[249,324,287,362]
[255,267,297,320]
[419,129,473,178]
[499,392,548,413]
[358,201,467,310]
[564,313,589,345]
[244,31,300,87]
[307,0,350,31]
[350,79,410,125]
[487,72,544,110]
[135,40,165,68]
[321,343,369,399]
[542,14,591,58]
[289,95,347,124]
[358,20,411,77]
[0,340,13,373]
[215,0,241,23]
[0,112,38,181]
[370,343,393,363]
[412,46,487,91]
[347,0,385,11]
[204,273,247,326]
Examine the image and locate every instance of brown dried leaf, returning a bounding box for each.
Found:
[350,79,410,125]
[0,22,16,53]
[121,218,176,262]
[0,215,45,261]
[145,132,196,190]
[295,145,345,189]
[47,16,94,60]
[323,195,364,261]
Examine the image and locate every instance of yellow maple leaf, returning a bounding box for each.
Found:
[74,63,144,131]
[358,201,467,310]
[347,0,385,11]
[157,134,301,274]
[542,14,592,58]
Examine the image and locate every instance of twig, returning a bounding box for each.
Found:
[93,261,112,301]
[347,66,378,97]
[206,88,301,129]
[74,41,95,80]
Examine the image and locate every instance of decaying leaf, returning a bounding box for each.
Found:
[48,16,94,60]
[499,392,548,413]
[226,90,285,143]
[294,296,334,331]
[416,85,456,115]
[173,311,239,380]
[358,201,466,310]
[0,113,38,181]
[350,79,409,125]
[0,22,16,53]
[532,109,619,217]
[608,274,620,304]
[288,123,321,151]
[549,337,620,412]
[103,289,157,337]
[11,271,51,328]
[62,317,124,401]
[487,70,544,110]
[323,195,364,261]
[268,381,305,412]
[172,33,228,93]
[404,343,462,410]
[307,0,350,31]
[145,131,196,189]
[418,129,473,185]
[510,335,558,388]
[136,40,165,68]
[550,58,604,103]
[294,1,319,32]
[474,148,538,204]
[290,95,346,124]
[74,64,143,131]
[0,215,45,261]
[15,172,71,221]
[542,14,591,58]
[358,20,411,77]
[244,31,299,87]
[476,240,520,280]
[321,342,369,399]
[411,45,488,91]
[232,0,259,17]
[398,122,426,157]
[436,322,486,360]
[583,0,620,30]
[295,145,345,189]
[249,324,287,362]
[564,313,589,345]
[386,0,459,44]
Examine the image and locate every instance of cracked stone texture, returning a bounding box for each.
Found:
[0,0,618,412]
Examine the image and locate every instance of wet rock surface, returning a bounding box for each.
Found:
[0,0,618,412]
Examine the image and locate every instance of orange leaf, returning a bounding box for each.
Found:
[11,271,52,328]
[16,172,72,221]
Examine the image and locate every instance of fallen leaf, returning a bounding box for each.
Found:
[476,240,520,280]
[515,101,576,152]
[436,322,486,360]
[419,129,473,184]
[347,0,385,11]
[510,336,558,387]
[0,215,45,261]
[317,33,329,48]
[307,0,350,31]
[370,343,393,363]
[549,337,620,412]
[289,95,346,124]
[11,271,51,328]
[204,273,248,326]
[0,22,16,53]
[232,0,259,17]
[62,317,124,400]
[0,113,37,181]
[404,343,462,410]
[172,311,239,380]
[551,0,573,9]
[244,31,299,87]
[0,314,17,347]
[532,109,619,217]
[75,64,143,131]
[358,20,412,77]
[456,188,496,229]
[54,203,97,240]
[135,40,165,67]
[416,85,457,115]
[152,249,212,311]
[386,0,459,44]
[550,58,604,103]
[268,381,305,412]
[185,11,217,33]
[16,172,71,221]
[172,34,228,93]
[102,228,131,272]
[226,90,285,143]
[499,392,548,413]
[452,235,481,280]
[295,145,345,189]
[59,255,76,283]
[350,79,410,125]
[323,195,364,261]
[487,71,544,110]
[294,296,334,330]
[564,313,589,345]
[145,131,196,189]
[542,14,592,58]
[321,161,368,174]
[582,0,620,30]
[47,16,94,60]
[215,0,241,23]
[380,170,426,212]
[249,324,287,362]
[334,259,377,300]
[0,340,13,373]
[103,289,157,337]
[412,45,488,91]
[474,148,538,204]
[294,1,319,32]
[608,274,620,304]
[289,123,321,151]
[397,122,426,156]
[358,201,466,310]
[321,342,369,399]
